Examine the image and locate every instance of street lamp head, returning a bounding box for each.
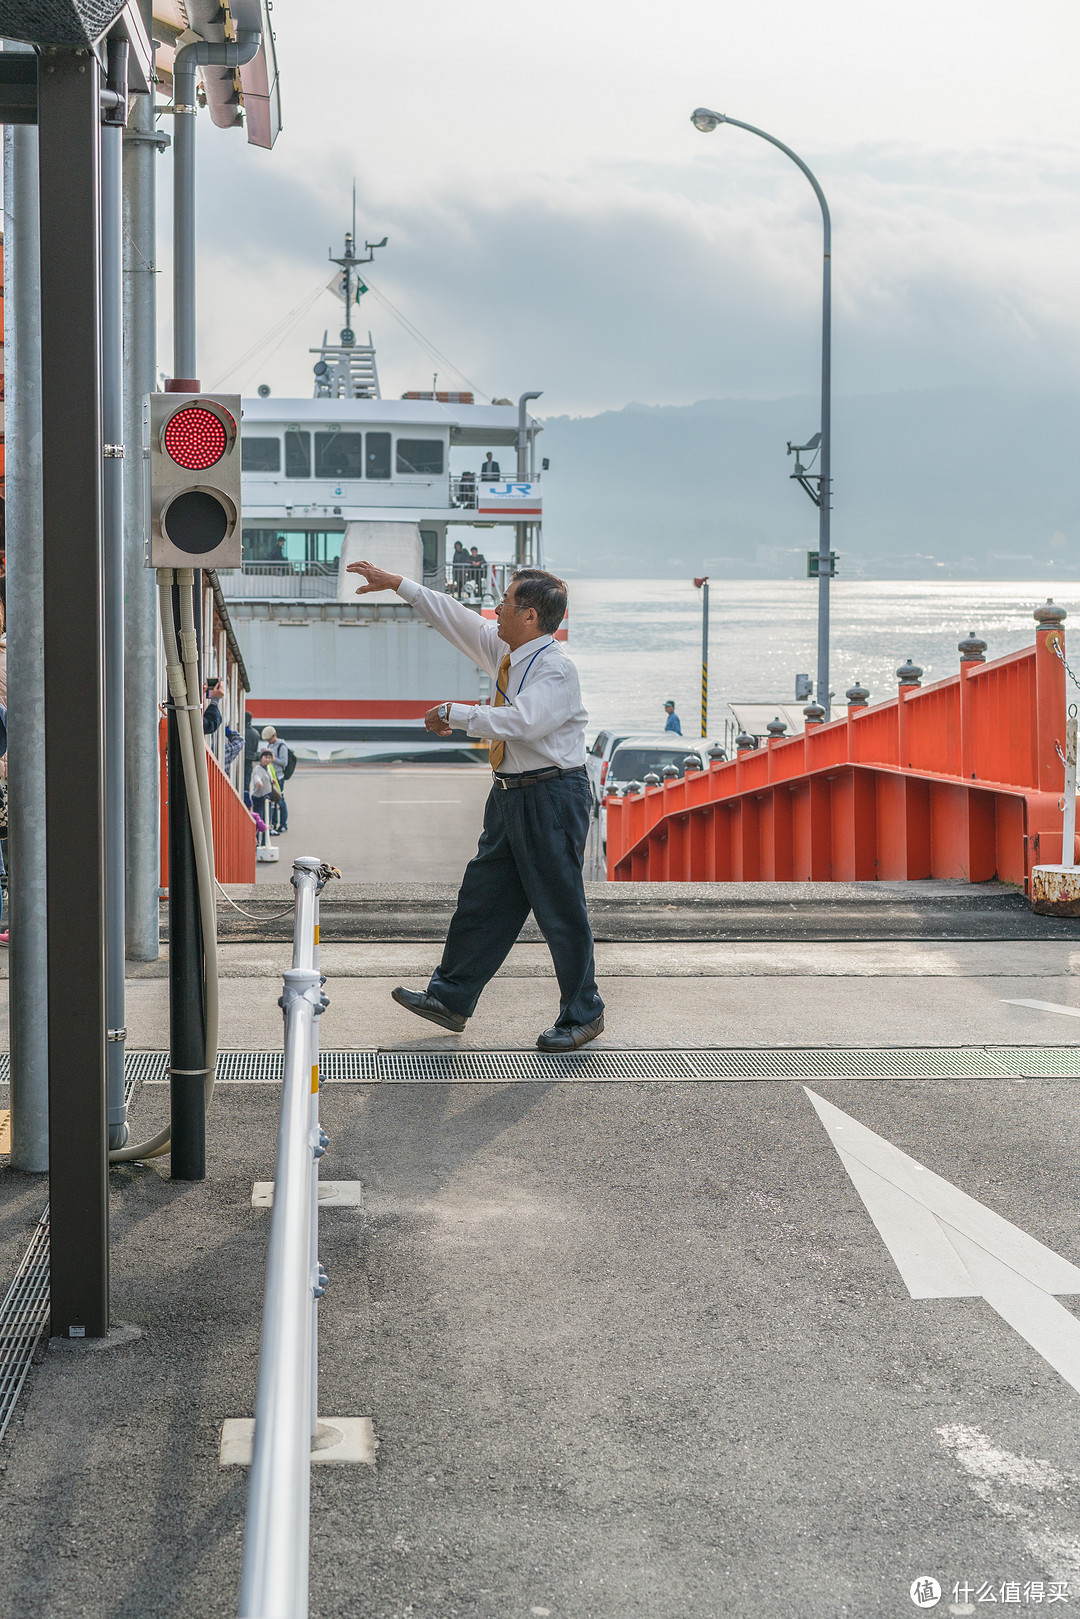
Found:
[691,108,725,133]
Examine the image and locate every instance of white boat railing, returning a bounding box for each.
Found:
[436,560,511,602]
[238,856,336,1619]
[218,562,339,601]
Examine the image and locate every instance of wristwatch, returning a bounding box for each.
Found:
[437,702,451,722]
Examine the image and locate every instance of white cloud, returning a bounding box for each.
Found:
[162,0,1080,415]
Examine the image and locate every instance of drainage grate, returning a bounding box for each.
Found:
[0,1075,139,1445]
[318,1050,379,1082]
[6,1048,1080,1092]
[369,1046,1080,1084]
[0,1209,49,1443]
[110,1046,1080,1086]
[123,1051,168,1089]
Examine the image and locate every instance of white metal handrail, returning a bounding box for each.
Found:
[239,856,335,1619]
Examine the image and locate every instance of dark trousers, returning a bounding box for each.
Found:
[429,767,604,1028]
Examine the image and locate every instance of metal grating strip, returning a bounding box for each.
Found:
[368,1046,1065,1083]
[0,1075,139,1444]
[0,1209,50,1443]
[3,1048,1080,1089]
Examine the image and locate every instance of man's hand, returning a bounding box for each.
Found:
[425,704,454,736]
[346,559,404,595]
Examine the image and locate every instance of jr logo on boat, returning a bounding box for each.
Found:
[476,481,543,516]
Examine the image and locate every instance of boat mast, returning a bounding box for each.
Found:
[313,185,387,398]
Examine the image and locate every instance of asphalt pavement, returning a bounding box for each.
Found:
[3,1073,1080,1617]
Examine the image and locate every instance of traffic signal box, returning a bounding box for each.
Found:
[145,393,242,568]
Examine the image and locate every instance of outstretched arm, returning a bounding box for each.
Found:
[346,558,501,674]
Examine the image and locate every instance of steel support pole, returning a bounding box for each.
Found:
[3,105,48,1174]
[102,43,128,1150]
[39,47,109,1338]
[817,214,832,719]
[172,59,198,383]
[122,0,162,963]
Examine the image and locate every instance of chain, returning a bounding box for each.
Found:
[1050,636,1080,692]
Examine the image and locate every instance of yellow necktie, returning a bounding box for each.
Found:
[489,653,511,772]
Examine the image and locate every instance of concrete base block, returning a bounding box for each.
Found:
[1031,864,1080,917]
[251,1180,363,1208]
[220,1416,376,1466]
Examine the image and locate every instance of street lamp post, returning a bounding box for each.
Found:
[691,108,833,718]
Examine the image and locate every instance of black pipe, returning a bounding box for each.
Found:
[168,574,206,1180]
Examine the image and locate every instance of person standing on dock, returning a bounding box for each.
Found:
[347,558,605,1052]
[664,700,682,735]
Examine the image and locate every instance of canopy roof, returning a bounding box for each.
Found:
[153,0,280,148]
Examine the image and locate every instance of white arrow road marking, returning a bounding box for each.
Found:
[805,1087,1080,1395]
[1002,998,1080,1018]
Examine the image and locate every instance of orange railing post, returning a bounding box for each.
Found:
[1034,600,1067,796]
[957,630,987,781]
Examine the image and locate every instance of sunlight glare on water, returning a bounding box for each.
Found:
[568,579,1080,739]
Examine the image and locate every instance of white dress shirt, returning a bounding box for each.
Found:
[395,577,588,774]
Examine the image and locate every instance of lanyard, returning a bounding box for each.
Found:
[495,640,550,704]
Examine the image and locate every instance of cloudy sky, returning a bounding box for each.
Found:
[180,0,1080,418]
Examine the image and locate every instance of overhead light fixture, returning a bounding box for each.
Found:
[691,107,725,133]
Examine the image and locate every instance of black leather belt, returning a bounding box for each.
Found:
[493,765,586,791]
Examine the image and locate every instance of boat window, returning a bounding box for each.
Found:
[315,431,364,479]
[420,528,439,576]
[396,438,444,476]
[242,528,344,563]
[607,746,703,782]
[365,431,391,479]
[242,437,281,473]
[284,429,311,478]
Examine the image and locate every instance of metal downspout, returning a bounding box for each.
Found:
[516,391,541,569]
[3,68,48,1173]
[123,0,164,963]
[172,32,261,382]
[103,38,129,1148]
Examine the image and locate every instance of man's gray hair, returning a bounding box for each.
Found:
[511,568,567,635]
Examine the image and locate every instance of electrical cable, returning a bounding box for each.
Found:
[110,569,219,1162]
[214,878,295,922]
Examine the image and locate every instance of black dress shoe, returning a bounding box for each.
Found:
[536,1014,605,1053]
[391,986,468,1033]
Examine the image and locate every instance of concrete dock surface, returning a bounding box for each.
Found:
[3,930,1080,1614]
[5,769,1080,1615]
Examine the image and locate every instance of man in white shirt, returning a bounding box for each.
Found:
[347,558,605,1051]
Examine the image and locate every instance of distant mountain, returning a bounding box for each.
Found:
[538,388,1080,579]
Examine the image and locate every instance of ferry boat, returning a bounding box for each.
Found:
[220,226,553,761]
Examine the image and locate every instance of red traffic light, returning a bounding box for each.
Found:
[163,404,232,471]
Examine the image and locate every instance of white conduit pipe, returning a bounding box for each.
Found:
[110,568,220,1162]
